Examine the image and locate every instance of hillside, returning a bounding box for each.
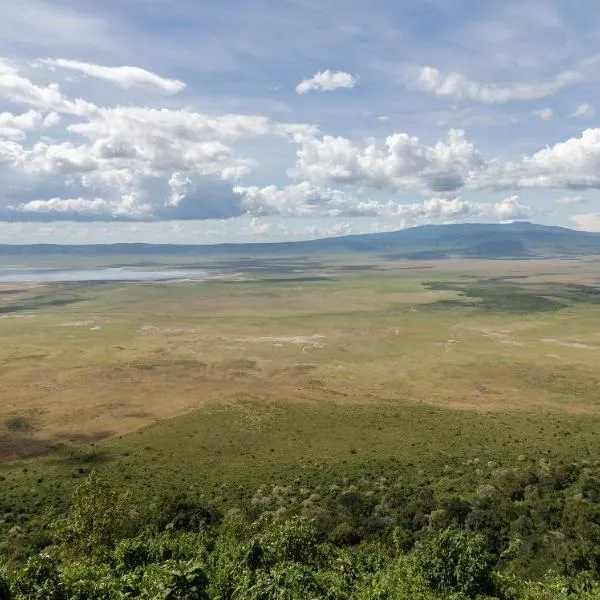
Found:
[1,222,600,259]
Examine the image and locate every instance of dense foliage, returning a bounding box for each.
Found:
[4,456,600,598]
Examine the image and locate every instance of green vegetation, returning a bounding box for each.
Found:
[425,279,600,314]
[5,463,600,598]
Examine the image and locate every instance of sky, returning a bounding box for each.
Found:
[0,0,599,244]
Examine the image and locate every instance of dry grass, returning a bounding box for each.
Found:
[0,256,599,458]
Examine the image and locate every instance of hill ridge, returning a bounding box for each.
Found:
[1,222,599,258]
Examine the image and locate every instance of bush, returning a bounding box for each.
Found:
[58,562,118,600]
[51,472,141,558]
[240,562,343,600]
[412,528,494,598]
[329,522,362,546]
[114,538,152,572]
[12,553,64,600]
[162,560,209,600]
[258,516,321,566]
[153,494,222,532]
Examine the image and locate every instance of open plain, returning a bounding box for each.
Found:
[1,253,600,549]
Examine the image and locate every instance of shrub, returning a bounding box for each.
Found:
[12,553,64,600]
[411,528,494,598]
[51,472,141,558]
[114,538,152,572]
[162,560,209,600]
[58,562,118,600]
[153,494,222,532]
[241,562,338,600]
[259,516,320,566]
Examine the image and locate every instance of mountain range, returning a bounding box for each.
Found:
[1,222,600,259]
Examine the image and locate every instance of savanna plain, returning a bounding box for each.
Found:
[1,253,600,598]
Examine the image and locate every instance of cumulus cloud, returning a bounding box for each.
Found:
[167,172,192,207]
[0,60,324,220]
[233,182,361,217]
[0,109,58,139]
[273,122,320,138]
[296,70,358,94]
[38,58,186,94]
[416,65,581,104]
[490,195,534,220]
[234,181,532,223]
[0,56,593,226]
[570,103,595,118]
[533,108,554,121]
[15,197,116,216]
[471,128,600,190]
[352,195,532,222]
[291,128,484,194]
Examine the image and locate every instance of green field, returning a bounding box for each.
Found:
[1,254,600,594]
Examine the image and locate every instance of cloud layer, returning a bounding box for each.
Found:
[0,50,597,234]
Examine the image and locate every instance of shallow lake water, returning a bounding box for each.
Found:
[0,267,210,283]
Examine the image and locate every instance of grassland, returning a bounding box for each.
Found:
[1,254,600,539]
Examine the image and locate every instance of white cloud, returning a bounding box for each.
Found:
[234,180,532,223]
[471,128,600,190]
[0,139,27,166]
[570,103,595,118]
[233,182,361,217]
[38,58,186,95]
[167,172,192,207]
[490,195,533,220]
[0,66,542,222]
[291,128,483,194]
[0,109,57,139]
[556,195,587,205]
[16,197,115,216]
[353,195,532,222]
[416,65,582,104]
[0,61,325,219]
[68,106,272,142]
[0,58,95,115]
[0,54,594,227]
[273,122,320,138]
[570,213,600,231]
[533,108,553,121]
[296,70,358,94]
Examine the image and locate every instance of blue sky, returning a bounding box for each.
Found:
[0,0,599,243]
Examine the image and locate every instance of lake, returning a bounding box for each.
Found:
[0,267,210,284]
